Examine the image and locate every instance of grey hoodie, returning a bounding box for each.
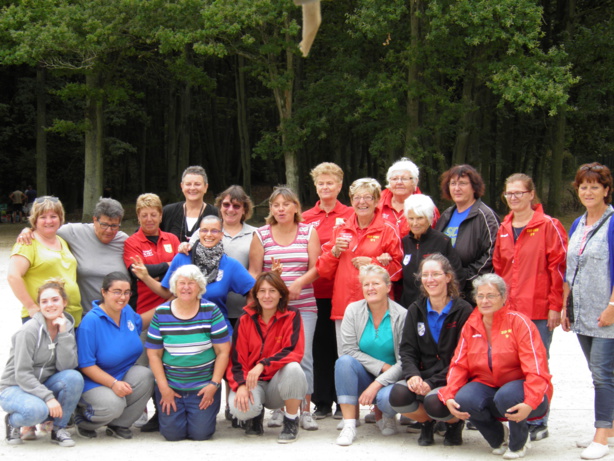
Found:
[0,312,78,402]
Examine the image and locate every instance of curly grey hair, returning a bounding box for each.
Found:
[169,264,207,298]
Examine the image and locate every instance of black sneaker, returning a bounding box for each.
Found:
[418,420,435,446]
[5,414,22,445]
[245,410,264,437]
[333,406,342,420]
[106,425,133,439]
[140,411,159,433]
[529,424,549,441]
[443,420,465,446]
[225,406,232,421]
[77,426,97,439]
[406,421,422,434]
[277,415,299,444]
[51,428,76,447]
[313,405,332,420]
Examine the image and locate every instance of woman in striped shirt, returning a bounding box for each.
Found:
[249,186,321,431]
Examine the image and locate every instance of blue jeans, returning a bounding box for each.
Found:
[528,319,552,426]
[156,386,221,441]
[334,355,395,417]
[455,380,549,451]
[577,334,614,429]
[0,369,84,428]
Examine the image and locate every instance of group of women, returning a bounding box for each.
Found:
[2,160,613,460]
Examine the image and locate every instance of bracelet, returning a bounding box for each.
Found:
[111,379,118,389]
[609,302,614,306]
[210,381,221,389]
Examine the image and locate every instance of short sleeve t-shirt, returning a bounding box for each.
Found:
[358,311,396,365]
[443,208,471,247]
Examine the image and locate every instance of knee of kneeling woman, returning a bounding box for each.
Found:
[389,383,419,414]
[424,390,451,421]
[280,362,308,396]
[334,354,357,373]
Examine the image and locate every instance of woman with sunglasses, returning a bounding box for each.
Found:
[8,196,82,326]
[493,173,567,443]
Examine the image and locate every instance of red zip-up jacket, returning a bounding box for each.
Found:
[226,304,304,391]
[317,209,403,320]
[378,188,440,237]
[438,306,553,410]
[493,204,567,320]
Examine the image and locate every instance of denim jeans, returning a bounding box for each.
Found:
[528,319,552,426]
[455,380,549,451]
[334,355,395,417]
[0,369,84,428]
[577,334,614,429]
[155,386,221,441]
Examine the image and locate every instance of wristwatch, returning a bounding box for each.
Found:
[210,381,221,389]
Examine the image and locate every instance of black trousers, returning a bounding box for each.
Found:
[311,298,338,407]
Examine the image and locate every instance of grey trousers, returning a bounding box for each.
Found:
[229,362,307,421]
[77,365,154,430]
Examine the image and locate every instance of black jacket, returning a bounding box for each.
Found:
[160,201,219,242]
[435,199,500,298]
[400,296,473,390]
[400,227,464,308]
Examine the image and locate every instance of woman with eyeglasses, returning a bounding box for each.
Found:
[75,272,154,439]
[493,173,567,443]
[562,163,614,460]
[435,165,500,301]
[437,274,552,459]
[132,215,255,335]
[8,196,82,326]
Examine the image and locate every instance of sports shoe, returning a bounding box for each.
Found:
[443,420,464,446]
[418,420,435,446]
[434,420,447,436]
[51,428,76,447]
[225,406,232,421]
[581,442,610,460]
[336,425,356,446]
[492,423,510,455]
[5,414,22,445]
[577,438,614,448]
[277,415,299,444]
[132,410,148,428]
[268,409,283,428]
[364,410,376,424]
[337,419,361,430]
[77,426,97,439]
[140,411,159,433]
[21,425,37,440]
[333,406,342,420]
[39,421,54,433]
[106,425,133,439]
[503,444,529,459]
[300,411,319,431]
[376,416,398,436]
[313,405,332,420]
[406,421,422,433]
[245,410,264,437]
[528,424,548,441]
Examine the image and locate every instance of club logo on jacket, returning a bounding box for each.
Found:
[335,218,346,226]
[128,320,135,331]
[417,322,425,336]
[367,235,380,242]
[526,228,539,237]
[164,244,173,253]
[445,321,458,329]
[500,328,512,338]
[143,249,154,257]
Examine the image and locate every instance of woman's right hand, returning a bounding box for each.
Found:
[234,385,254,413]
[130,255,148,280]
[16,228,34,245]
[46,398,62,418]
[159,385,181,415]
[446,398,470,420]
[111,380,133,398]
[332,236,350,257]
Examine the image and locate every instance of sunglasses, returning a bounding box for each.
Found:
[35,196,59,204]
[222,201,242,210]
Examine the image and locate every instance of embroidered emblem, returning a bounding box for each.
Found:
[403,254,411,265]
[164,244,173,252]
[335,218,345,226]
[417,322,425,336]
[501,328,512,338]
[127,320,135,331]
[216,270,224,282]
[143,249,154,258]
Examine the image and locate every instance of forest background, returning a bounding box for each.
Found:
[0,0,611,221]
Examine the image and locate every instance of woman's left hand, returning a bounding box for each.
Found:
[376,253,392,266]
[246,363,264,391]
[351,256,372,269]
[598,304,614,327]
[358,382,382,406]
[547,309,561,331]
[46,398,62,418]
[288,280,303,300]
[504,402,532,423]
[197,384,218,410]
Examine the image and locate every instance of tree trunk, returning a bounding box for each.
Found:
[82,72,104,222]
[36,66,47,196]
[452,74,476,166]
[235,55,252,194]
[166,84,179,201]
[547,111,565,215]
[405,0,422,150]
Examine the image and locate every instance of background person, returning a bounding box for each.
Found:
[9,189,26,223]
[0,279,83,447]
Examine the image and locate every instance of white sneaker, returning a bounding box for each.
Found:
[581,442,610,460]
[336,425,356,446]
[577,438,614,448]
[503,444,528,459]
[300,411,319,431]
[337,419,362,430]
[492,423,510,455]
[267,409,284,428]
[375,416,398,436]
[132,410,148,428]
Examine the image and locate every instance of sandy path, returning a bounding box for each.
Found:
[0,223,602,460]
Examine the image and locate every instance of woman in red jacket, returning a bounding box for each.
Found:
[493,173,567,442]
[438,274,552,459]
[226,272,307,444]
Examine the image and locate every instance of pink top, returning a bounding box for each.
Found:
[256,223,317,313]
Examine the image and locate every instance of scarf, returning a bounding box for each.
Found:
[193,241,224,284]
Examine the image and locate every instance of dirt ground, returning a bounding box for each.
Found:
[0,222,607,460]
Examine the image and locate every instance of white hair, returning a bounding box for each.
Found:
[404,194,436,225]
[169,264,207,298]
[386,157,420,187]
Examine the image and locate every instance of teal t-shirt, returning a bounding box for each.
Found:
[358,311,396,366]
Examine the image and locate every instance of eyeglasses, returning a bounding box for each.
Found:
[199,228,222,235]
[503,191,531,199]
[450,181,471,188]
[96,220,121,230]
[390,176,414,183]
[107,290,132,297]
[352,195,375,203]
[476,293,501,301]
[35,196,59,204]
[222,201,242,210]
[421,272,445,279]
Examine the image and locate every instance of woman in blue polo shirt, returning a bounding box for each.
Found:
[75,272,154,439]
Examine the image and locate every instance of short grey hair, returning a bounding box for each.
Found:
[386,157,419,187]
[349,178,382,203]
[181,165,208,184]
[199,215,223,228]
[358,264,391,285]
[404,194,436,225]
[169,264,207,298]
[93,198,124,220]
[472,273,507,301]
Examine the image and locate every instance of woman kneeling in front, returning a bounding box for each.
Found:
[226,272,307,443]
